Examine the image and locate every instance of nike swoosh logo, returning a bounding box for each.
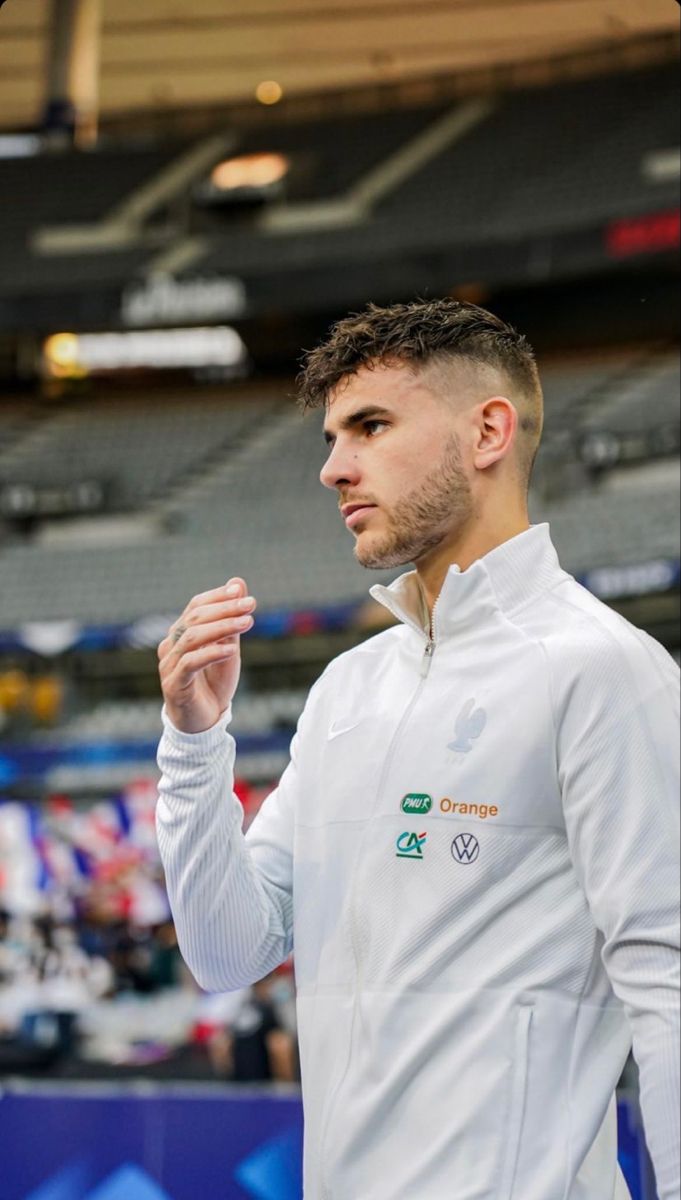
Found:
[327,719,361,741]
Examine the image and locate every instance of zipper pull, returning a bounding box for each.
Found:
[421,639,435,677]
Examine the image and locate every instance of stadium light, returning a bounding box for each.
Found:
[642,148,681,183]
[195,151,290,209]
[0,134,42,159]
[255,81,284,106]
[210,153,290,192]
[43,333,86,379]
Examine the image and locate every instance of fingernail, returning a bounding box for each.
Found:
[225,584,239,597]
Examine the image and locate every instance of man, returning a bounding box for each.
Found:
[156,299,680,1200]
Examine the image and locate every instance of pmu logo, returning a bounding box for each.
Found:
[396,831,427,859]
[401,792,433,814]
[451,832,480,864]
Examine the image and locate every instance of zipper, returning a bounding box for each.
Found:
[421,637,435,677]
[421,588,443,675]
[318,606,438,1198]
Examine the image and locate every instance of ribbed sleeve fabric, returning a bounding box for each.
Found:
[552,619,681,1200]
[156,704,293,993]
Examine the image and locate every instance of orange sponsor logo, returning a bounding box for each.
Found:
[440,798,498,820]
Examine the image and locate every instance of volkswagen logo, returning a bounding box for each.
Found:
[451,832,480,864]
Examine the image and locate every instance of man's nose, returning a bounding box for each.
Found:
[319,442,361,491]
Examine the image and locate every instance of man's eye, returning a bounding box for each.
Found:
[365,420,388,435]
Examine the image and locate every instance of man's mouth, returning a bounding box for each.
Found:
[341,503,377,529]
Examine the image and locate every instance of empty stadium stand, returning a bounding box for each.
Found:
[581,356,680,437]
[0,144,181,296]
[0,389,283,513]
[0,350,678,631]
[532,348,680,493]
[0,400,46,453]
[376,65,680,238]
[539,463,680,571]
[539,349,680,435]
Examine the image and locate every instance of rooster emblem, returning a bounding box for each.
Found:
[448,698,487,753]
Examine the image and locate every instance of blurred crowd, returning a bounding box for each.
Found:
[0,767,297,1084]
[0,907,298,1083]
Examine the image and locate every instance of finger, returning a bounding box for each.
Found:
[184,594,257,630]
[225,577,247,597]
[184,577,248,613]
[168,614,255,659]
[167,642,240,690]
[158,581,253,658]
[159,632,240,678]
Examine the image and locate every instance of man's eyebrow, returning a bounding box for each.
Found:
[323,405,392,445]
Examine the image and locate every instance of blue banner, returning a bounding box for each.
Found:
[0,1086,656,1200]
[0,601,360,656]
[0,730,292,789]
[0,1085,303,1200]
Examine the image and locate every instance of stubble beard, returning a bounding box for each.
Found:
[354,434,476,570]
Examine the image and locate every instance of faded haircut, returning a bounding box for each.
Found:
[296,298,544,490]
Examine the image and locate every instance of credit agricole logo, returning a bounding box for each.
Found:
[401,793,433,814]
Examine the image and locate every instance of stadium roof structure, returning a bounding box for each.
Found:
[0,0,679,133]
[0,61,678,335]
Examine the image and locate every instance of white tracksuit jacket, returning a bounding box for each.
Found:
[156,525,680,1200]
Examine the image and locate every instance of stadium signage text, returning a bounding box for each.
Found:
[582,559,680,600]
[121,274,247,327]
[43,327,247,375]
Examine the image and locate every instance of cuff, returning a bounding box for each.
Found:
[161,703,233,750]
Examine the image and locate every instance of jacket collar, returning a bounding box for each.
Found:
[369,524,568,639]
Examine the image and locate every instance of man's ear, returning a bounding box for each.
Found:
[472,397,518,471]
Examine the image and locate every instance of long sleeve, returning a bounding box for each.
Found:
[156,703,300,993]
[555,629,680,1200]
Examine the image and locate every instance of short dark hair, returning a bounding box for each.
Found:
[297,297,543,487]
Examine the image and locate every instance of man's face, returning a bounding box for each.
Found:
[320,361,476,570]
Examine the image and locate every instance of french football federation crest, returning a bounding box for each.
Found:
[448,698,487,753]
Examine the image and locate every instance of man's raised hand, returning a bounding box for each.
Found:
[158,577,256,734]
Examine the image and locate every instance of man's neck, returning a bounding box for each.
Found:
[416,512,530,615]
